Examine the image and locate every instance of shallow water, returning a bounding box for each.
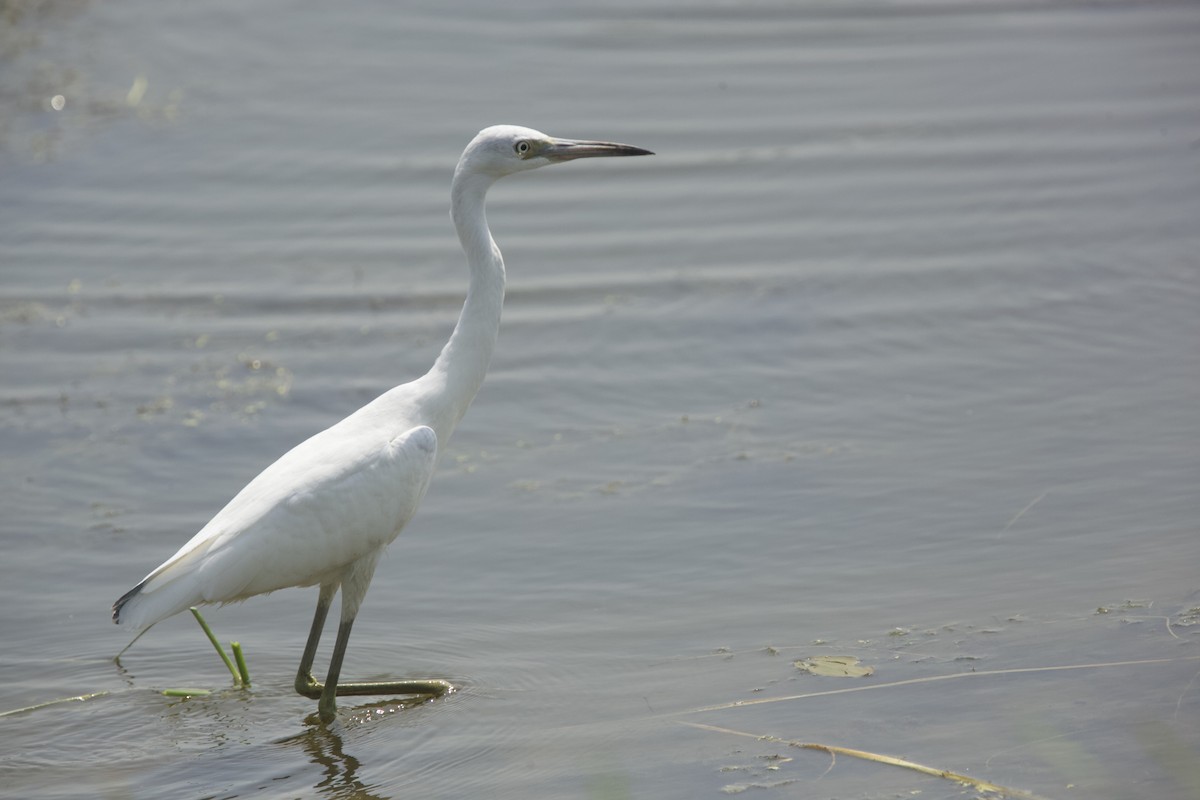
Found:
[2,1,1199,798]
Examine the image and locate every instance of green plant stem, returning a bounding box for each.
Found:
[231,641,251,687]
[189,607,241,685]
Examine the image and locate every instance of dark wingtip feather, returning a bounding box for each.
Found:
[112,582,144,624]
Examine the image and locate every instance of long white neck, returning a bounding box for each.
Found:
[422,167,506,442]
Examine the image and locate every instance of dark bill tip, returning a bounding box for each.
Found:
[545,138,654,161]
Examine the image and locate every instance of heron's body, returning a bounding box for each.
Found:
[113,409,438,629]
[113,125,651,722]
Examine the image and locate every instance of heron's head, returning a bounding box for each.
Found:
[457,125,653,180]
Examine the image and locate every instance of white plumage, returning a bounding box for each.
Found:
[115,423,437,629]
[113,125,652,722]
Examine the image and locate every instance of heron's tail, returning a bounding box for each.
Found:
[112,581,145,624]
[112,570,202,632]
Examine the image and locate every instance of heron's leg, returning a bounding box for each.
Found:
[295,583,336,697]
[313,615,454,722]
[317,614,356,722]
[302,558,454,722]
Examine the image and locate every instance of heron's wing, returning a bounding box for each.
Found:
[197,425,439,600]
[118,425,437,628]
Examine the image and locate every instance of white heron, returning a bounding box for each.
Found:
[113,125,653,722]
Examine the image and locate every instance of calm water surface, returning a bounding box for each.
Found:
[2,1,1198,798]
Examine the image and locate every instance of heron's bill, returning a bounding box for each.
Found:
[544,139,654,161]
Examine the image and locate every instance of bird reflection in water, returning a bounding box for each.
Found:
[279,697,430,800]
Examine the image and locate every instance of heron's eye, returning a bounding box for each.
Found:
[514,140,532,157]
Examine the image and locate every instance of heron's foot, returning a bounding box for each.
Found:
[295,677,453,699]
[295,670,322,698]
[295,675,453,721]
[326,678,454,698]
